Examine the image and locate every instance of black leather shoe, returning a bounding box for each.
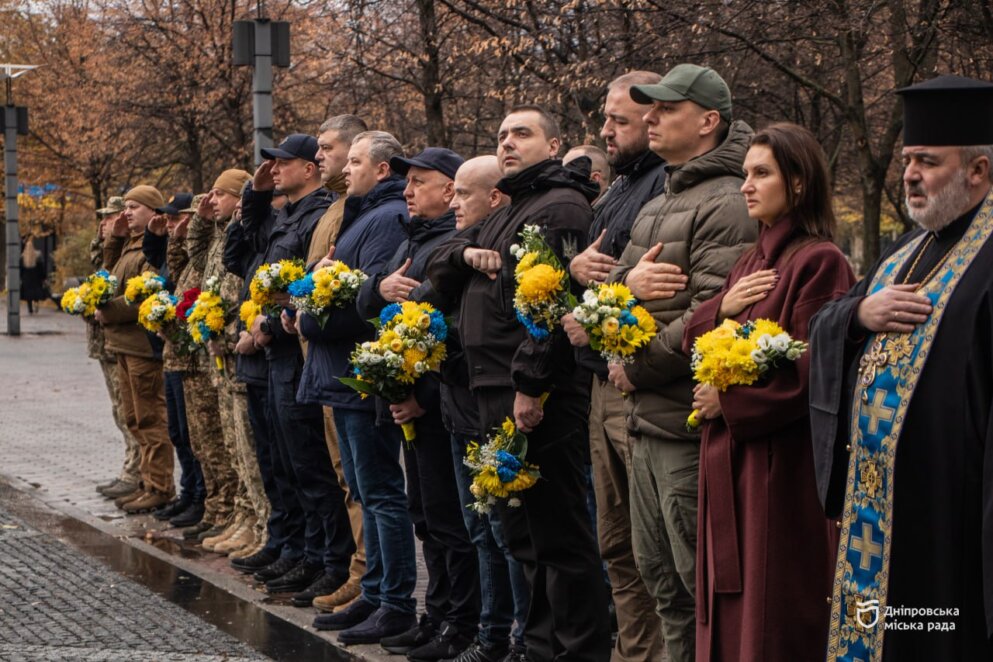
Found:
[153,498,190,521]
[441,638,508,662]
[338,606,416,646]
[266,560,324,594]
[182,521,213,540]
[292,572,346,607]
[313,598,377,631]
[409,622,474,661]
[253,556,300,582]
[380,613,438,654]
[231,548,278,573]
[170,502,205,528]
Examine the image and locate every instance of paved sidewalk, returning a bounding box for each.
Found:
[0,302,422,661]
[0,500,268,662]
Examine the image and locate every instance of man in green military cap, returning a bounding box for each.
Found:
[606,63,755,662]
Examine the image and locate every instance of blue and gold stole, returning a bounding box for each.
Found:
[826,190,993,662]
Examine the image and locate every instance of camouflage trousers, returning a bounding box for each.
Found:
[217,381,270,543]
[181,371,237,526]
[99,358,141,484]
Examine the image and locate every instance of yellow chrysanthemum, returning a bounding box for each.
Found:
[240,300,261,328]
[501,418,516,438]
[516,264,564,304]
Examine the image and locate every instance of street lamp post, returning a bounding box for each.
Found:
[233,2,290,166]
[1,64,35,336]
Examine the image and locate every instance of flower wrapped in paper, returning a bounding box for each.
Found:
[510,224,576,339]
[249,258,306,315]
[572,282,656,363]
[288,261,368,328]
[686,318,807,430]
[463,417,541,514]
[339,301,448,445]
[123,271,166,305]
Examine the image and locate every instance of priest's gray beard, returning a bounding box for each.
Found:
[905,169,971,231]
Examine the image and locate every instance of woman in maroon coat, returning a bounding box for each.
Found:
[683,123,854,662]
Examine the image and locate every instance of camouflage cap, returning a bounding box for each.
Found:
[96,196,125,216]
[181,194,206,214]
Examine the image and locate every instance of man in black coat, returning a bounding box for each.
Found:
[240,134,355,603]
[428,106,612,662]
[562,71,668,662]
[351,148,481,660]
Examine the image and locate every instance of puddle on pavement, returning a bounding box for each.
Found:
[1,483,352,662]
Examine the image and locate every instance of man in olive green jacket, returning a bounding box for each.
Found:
[606,65,756,662]
[97,185,175,513]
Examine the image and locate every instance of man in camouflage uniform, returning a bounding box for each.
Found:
[91,197,143,500]
[197,169,272,557]
[166,193,241,539]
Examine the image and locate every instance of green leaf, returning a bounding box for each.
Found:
[337,376,377,397]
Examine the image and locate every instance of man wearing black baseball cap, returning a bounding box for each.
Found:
[240,132,355,600]
[351,146,481,657]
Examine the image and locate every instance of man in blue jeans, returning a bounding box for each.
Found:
[439,155,530,662]
[296,130,417,645]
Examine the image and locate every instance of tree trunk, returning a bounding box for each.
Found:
[417,0,448,147]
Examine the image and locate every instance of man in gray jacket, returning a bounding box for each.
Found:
[606,64,756,662]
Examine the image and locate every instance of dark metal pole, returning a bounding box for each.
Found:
[251,20,273,167]
[4,84,20,335]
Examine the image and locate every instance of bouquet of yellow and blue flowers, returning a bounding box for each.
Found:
[510,224,576,339]
[464,417,540,514]
[249,259,306,314]
[572,282,657,364]
[137,290,178,333]
[124,271,166,305]
[686,318,807,430]
[339,301,448,445]
[185,277,230,371]
[60,270,118,317]
[288,261,368,328]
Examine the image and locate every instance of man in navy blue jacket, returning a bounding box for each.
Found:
[296,131,418,645]
[239,134,355,603]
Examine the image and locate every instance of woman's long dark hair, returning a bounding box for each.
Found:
[750,122,836,243]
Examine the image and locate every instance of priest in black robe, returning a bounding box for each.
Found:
[809,74,993,662]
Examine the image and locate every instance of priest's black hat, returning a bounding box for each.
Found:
[897,75,993,146]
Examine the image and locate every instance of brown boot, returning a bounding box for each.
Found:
[215,519,256,555]
[114,487,145,509]
[202,513,244,551]
[228,538,263,561]
[312,576,362,613]
[123,491,171,513]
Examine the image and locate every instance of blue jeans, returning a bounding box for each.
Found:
[164,371,205,503]
[451,434,529,648]
[333,408,416,614]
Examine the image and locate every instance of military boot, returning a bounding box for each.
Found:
[123,490,172,514]
[104,480,139,499]
[202,513,244,552]
[114,487,144,509]
[215,518,257,555]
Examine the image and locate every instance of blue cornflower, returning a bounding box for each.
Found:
[429,311,448,341]
[380,303,402,326]
[619,310,638,326]
[288,273,315,297]
[516,310,549,340]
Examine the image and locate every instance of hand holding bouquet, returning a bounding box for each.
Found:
[124,271,166,305]
[61,270,118,317]
[185,277,230,371]
[572,282,656,363]
[339,301,448,445]
[686,318,807,430]
[511,225,576,339]
[249,259,306,314]
[464,417,540,514]
[288,261,368,328]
